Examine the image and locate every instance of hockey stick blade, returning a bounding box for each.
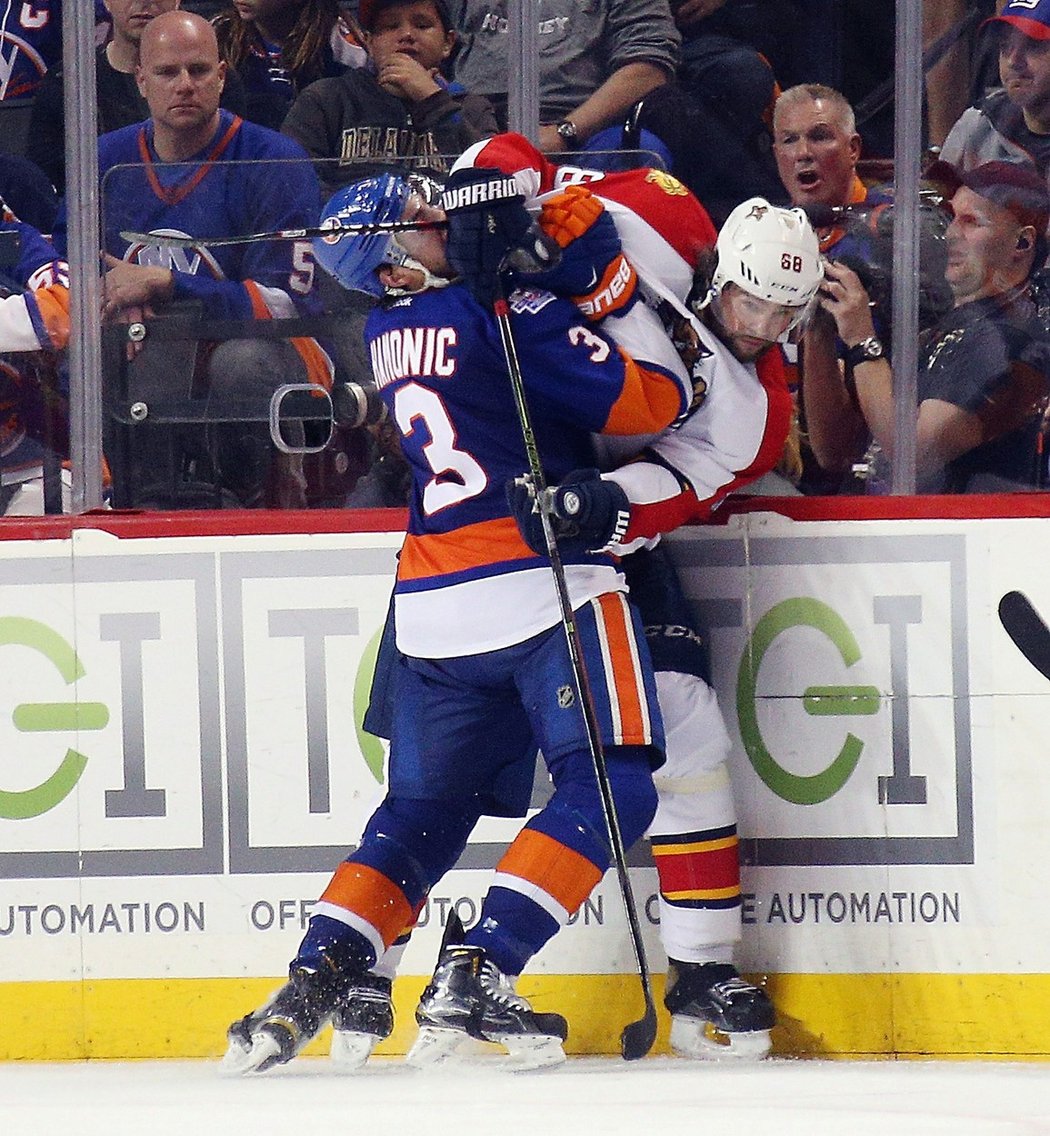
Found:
[999,590,1050,683]
[620,999,658,1062]
[119,218,447,250]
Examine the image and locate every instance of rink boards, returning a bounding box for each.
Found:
[2,499,1050,1061]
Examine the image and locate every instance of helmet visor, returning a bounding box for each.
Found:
[714,282,814,345]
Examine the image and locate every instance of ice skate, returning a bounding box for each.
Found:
[330,972,394,1070]
[223,963,393,1074]
[407,914,568,1071]
[665,960,774,1061]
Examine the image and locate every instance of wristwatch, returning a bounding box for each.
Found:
[844,336,885,368]
[555,120,580,150]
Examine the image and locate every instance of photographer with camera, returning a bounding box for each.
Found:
[803,160,1050,495]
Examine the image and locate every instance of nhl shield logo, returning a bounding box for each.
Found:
[557,684,576,709]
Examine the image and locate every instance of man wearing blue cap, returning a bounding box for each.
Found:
[942,0,1050,187]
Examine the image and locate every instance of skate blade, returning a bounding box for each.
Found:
[670,1015,771,1062]
[220,1031,283,1075]
[406,1025,472,1069]
[489,1032,566,1071]
[331,1028,381,1071]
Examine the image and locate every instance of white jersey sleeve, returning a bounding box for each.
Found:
[0,285,70,353]
[604,324,794,550]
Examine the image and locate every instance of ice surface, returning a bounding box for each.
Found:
[2,1056,1049,1136]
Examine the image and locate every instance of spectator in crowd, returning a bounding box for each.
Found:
[0,156,58,233]
[53,9,337,509]
[212,0,366,129]
[283,0,497,192]
[924,1,999,150]
[0,196,70,514]
[941,0,1050,198]
[772,82,902,493]
[658,0,794,221]
[27,0,247,196]
[0,1,109,102]
[804,160,1050,494]
[449,0,679,158]
[772,82,956,436]
[965,1,1013,114]
[772,83,875,226]
[283,0,496,417]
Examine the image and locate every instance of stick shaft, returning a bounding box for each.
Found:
[119,218,447,250]
[492,286,657,1061]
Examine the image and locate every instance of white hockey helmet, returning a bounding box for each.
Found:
[706,197,823,322]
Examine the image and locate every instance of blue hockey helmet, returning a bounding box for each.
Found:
[313,173,442,297]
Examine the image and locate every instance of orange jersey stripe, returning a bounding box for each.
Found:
[593,592,650,745]
[602,351,683,435]
[398,515,537,581]
[244,280,275,320]
[497,828,603,916]
[31,284,70,351]
[318,861,413,950]
[291,335,334,390]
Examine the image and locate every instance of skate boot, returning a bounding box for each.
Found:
[223,962,339,1074]
[407,914,568,1071]
[330,972,395,1070]
[224,958,393,1074]
[665,960,774,1061]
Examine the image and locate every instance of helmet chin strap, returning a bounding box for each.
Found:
[385,256,454,296]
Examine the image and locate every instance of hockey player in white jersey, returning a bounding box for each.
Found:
[507,189,824,1061]
[453,135,825,1060]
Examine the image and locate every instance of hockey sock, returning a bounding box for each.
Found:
[649,822,742,962]
[294,913,374,973]
[465,745,656,975]
[310,795,480,963]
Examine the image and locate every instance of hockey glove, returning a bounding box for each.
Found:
[520,185,638,321]
[441,166,533,305]
[506,468,631,556]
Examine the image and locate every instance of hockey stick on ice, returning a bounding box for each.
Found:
[119,217,448,250]
[493,278,658,1062]
[999,590,1050,683]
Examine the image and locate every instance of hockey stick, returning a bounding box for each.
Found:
[493,279,658,1062]
[119,217,448,250]
[999,590,1050,683]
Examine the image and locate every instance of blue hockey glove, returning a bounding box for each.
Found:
[441,166,533,304]
[506,469,631,556]
[519,185,638,320]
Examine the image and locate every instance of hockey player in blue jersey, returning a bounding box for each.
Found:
[225,167,689,1073]
[52,9,333,508]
